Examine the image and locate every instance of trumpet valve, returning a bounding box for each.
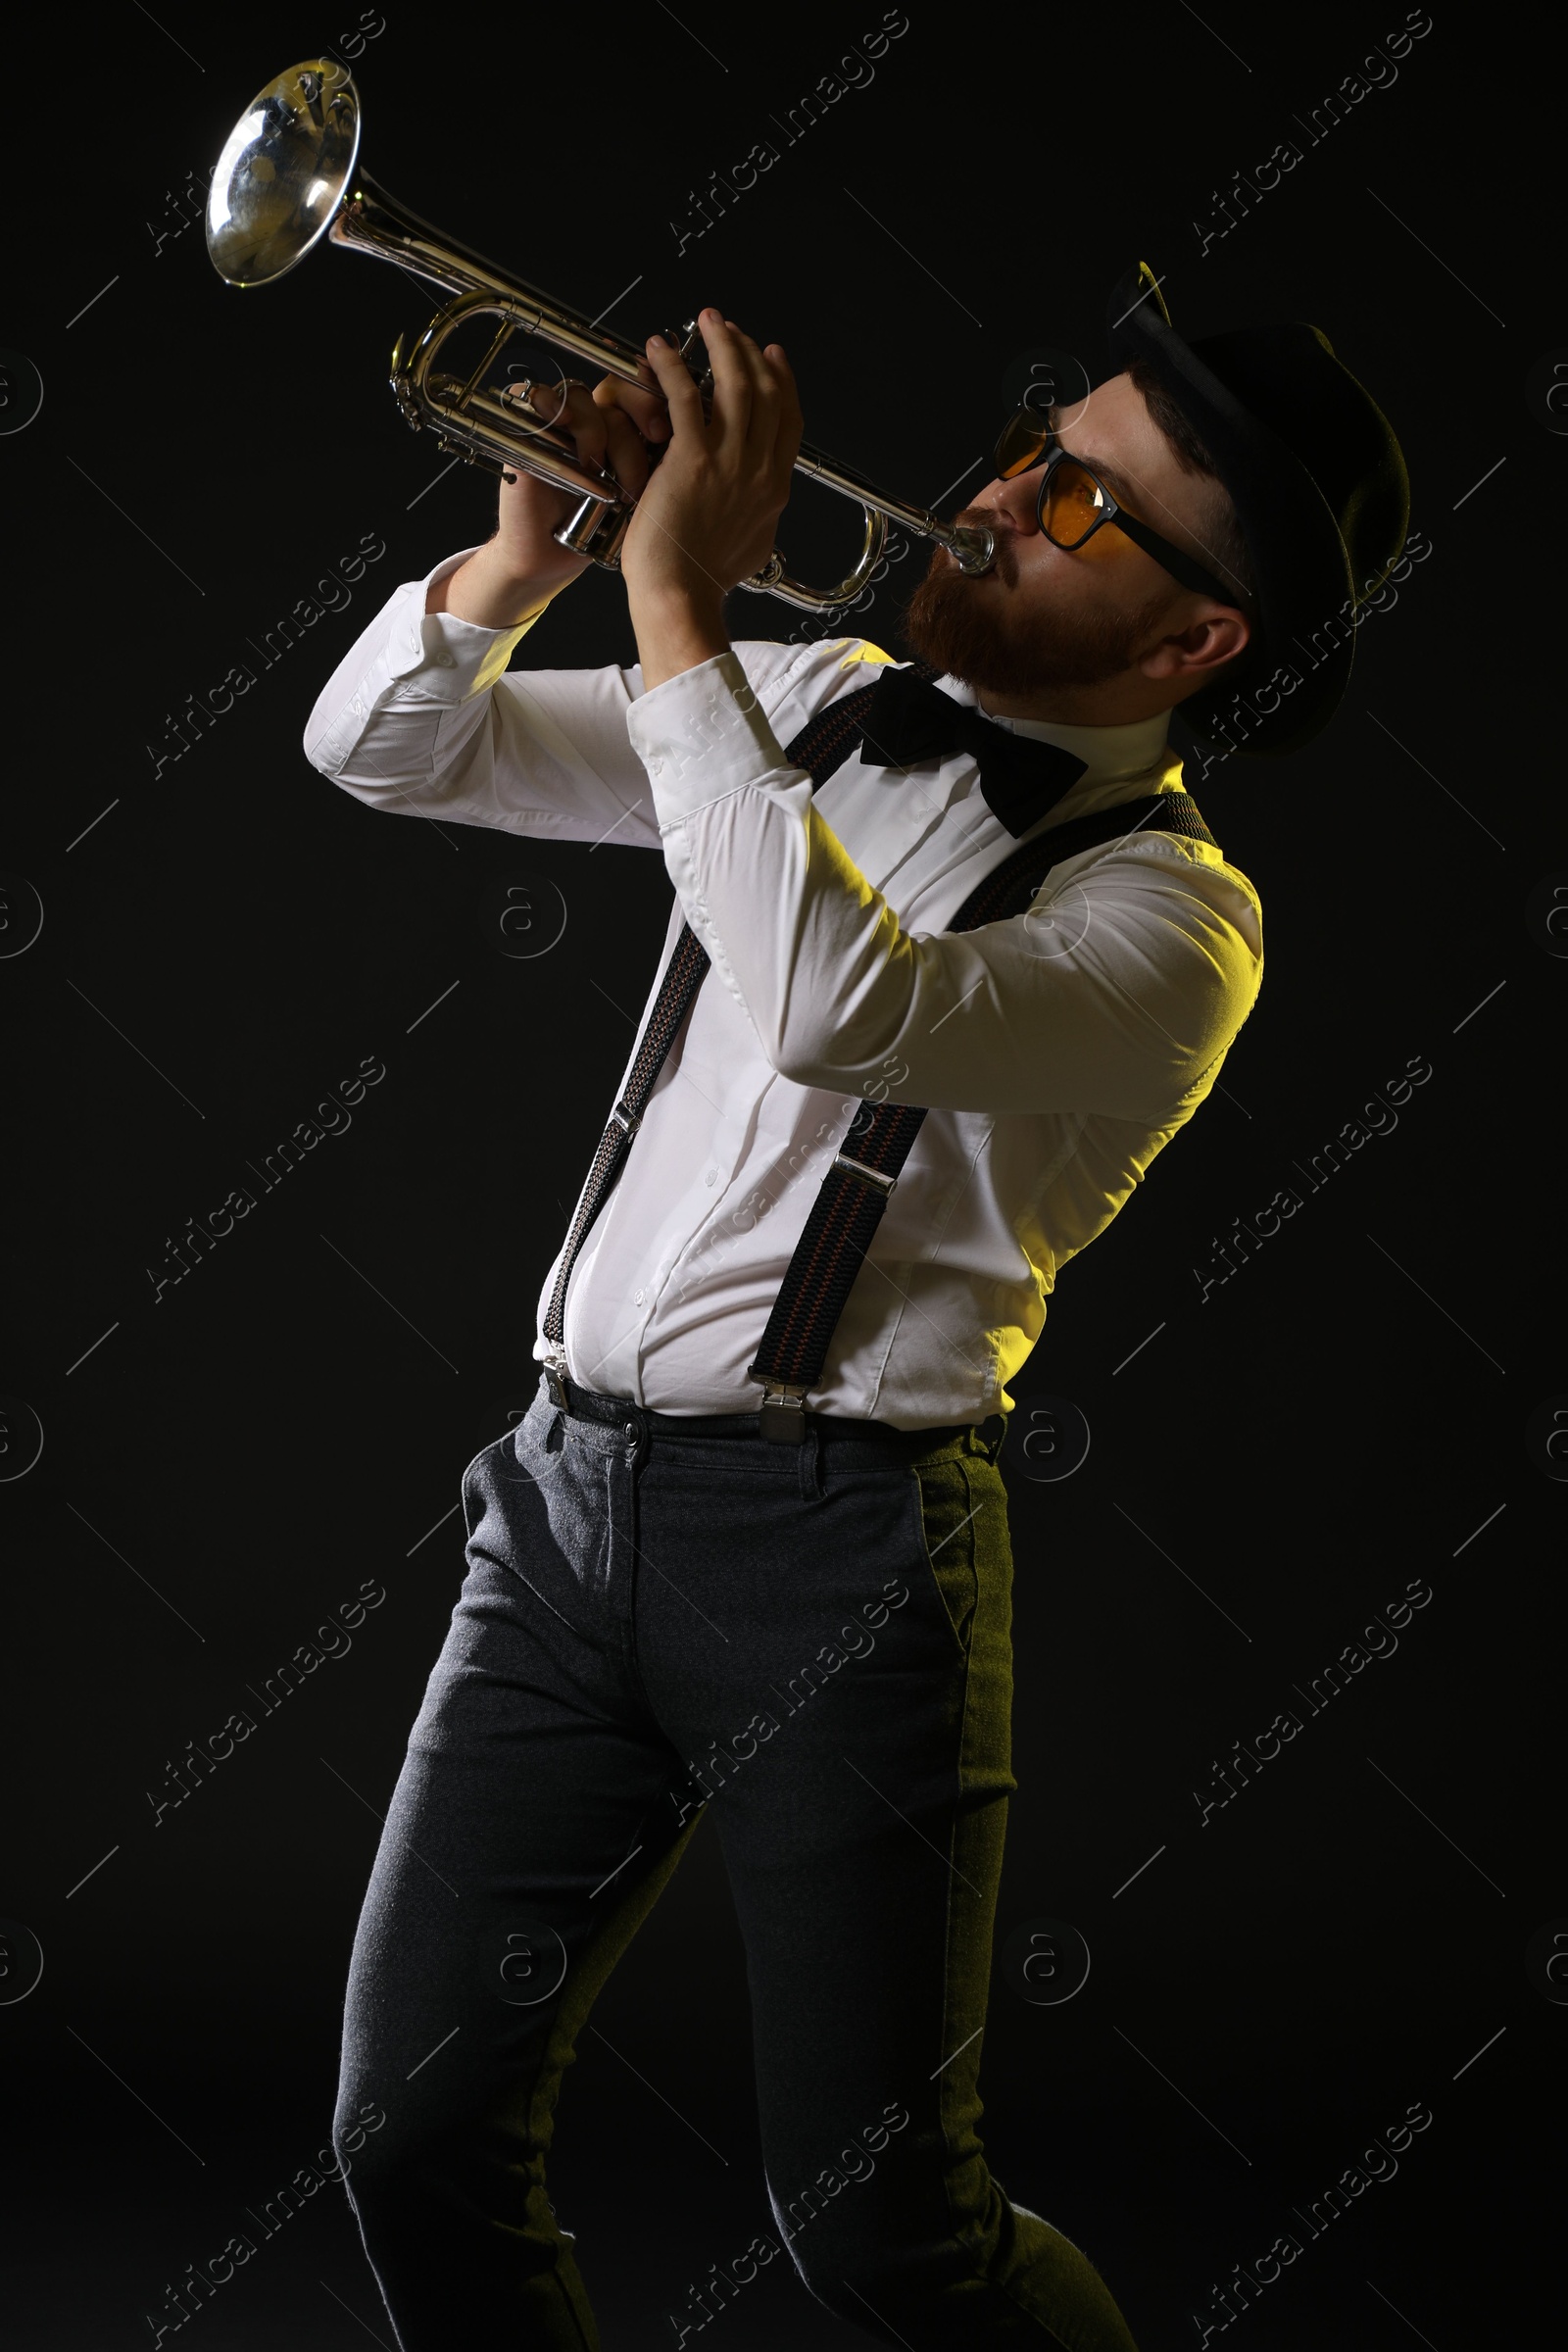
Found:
[553,498,633,568]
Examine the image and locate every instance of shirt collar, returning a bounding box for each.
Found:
[925,673,1179,834]
[932,675,1171,785]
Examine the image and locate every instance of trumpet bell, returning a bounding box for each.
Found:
[207,60,362,288]
[205,57,996,606]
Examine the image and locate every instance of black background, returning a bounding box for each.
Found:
[2,4,1559,2346]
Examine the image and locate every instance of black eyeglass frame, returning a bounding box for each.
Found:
[994,416,1240,607]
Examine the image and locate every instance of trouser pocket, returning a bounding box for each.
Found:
[910,1451,981,1660]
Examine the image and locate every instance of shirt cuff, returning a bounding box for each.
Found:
[385,545,545,702]
[624,649,795,820]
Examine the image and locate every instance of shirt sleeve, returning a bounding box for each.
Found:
[627,650,1264,1122]
[301,544,664,851]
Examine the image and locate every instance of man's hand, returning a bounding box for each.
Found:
[621,309,804,690]
[428,366,669,629]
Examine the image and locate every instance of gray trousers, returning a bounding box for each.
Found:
[332,1372,1142,2352]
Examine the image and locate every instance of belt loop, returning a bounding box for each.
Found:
[798,1417,824,1501]
[975,1413,1007,1466]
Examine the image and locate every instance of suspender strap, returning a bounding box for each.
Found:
[541,677,1219,1438]
[783,679,881,786]
[540,689,872,1375]
[744,790,1217,1437]
[539,922,708,1371]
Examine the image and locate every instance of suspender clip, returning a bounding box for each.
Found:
[832,1151,898,1198]
[748,1368,809,1444]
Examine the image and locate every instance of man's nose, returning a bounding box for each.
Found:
[970,472,1042,535]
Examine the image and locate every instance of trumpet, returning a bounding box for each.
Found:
[206,59,997,612]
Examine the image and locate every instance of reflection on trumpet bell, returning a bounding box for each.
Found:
[206,58,996,611]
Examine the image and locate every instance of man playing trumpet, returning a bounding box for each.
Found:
[306,270,1407,2350]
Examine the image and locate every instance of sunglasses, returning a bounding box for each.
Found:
[991,409,1238,605]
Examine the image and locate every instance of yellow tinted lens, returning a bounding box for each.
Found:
[993,409,1051,479]
[1040,456,1107,548]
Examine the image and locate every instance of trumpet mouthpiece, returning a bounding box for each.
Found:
[950,523,997,574]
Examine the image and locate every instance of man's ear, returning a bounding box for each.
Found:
[1139,605,1250,683]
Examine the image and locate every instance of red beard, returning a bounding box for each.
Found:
[901,528,1172,699]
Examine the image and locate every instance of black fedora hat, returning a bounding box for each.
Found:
[1102,262,1409,758]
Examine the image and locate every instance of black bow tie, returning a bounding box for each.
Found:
[858,664,1088,838]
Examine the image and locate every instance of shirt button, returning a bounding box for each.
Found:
[633,1288,646,1305]
[432,651,456,668]
[704,1168,717,1186]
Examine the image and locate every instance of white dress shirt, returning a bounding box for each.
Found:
[303,546,1264,1428]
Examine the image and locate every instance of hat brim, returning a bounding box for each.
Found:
[1104,266,1357,759]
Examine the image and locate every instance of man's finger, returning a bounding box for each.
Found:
[766,343,801,409]
[729,322,776,395]
[764,346,803,438]
[593,370,669,443]
[601,402,651,496]
[644,333,707,433]
[694,309,753,452]
[507,376,609,468]
[760,345,803,493]
[738,334,784,474]
[729,334,788,479]
[722,323,783,412]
